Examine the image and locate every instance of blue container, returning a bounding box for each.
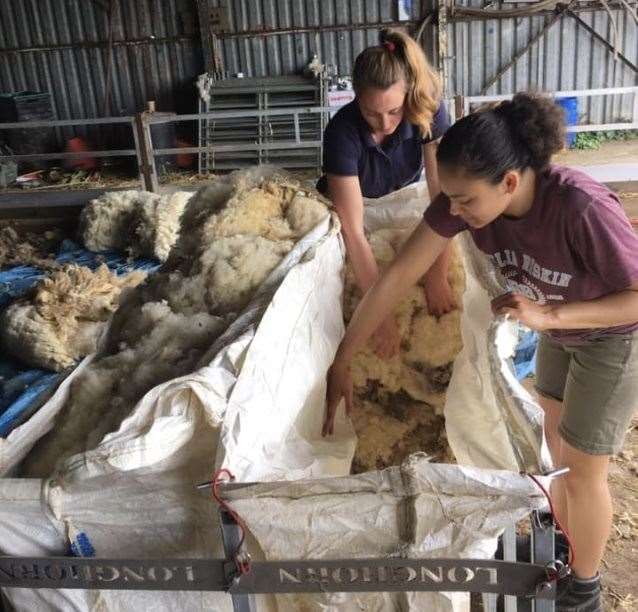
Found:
[556,96,578,148]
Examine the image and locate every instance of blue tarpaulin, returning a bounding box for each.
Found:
[0,240,159,438]
[0,239,158,307]
[513,329,538,381]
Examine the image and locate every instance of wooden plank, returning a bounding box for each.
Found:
[134,112,159,193]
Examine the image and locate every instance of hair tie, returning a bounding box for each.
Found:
[382,40,396,53]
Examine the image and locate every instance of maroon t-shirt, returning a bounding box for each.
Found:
[425,164,638,343]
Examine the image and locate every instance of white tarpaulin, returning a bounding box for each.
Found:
[1,179,551,612]
[227,455,547,612]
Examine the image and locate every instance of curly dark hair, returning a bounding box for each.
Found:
[437,92,566,183]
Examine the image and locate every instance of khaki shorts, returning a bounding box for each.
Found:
[535,332,638,455]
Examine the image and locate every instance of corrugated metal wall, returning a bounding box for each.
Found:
[0,0,636,129]
[448,1,638,122]
[203,0,636,124]
[0,0,203,143]
[207,0,437,79]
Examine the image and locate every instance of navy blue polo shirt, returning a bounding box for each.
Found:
[317,100,450,199]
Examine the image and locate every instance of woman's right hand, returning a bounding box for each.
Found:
[322,355,353,437]
[371,316,401,359]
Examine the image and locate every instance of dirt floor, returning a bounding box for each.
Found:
[0,166,321,194]
[604,418,638,611]
[619,189,638,220]
[555,140,638,167]
[597,191,638,611]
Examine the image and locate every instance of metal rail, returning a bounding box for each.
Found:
[1,87,635,193]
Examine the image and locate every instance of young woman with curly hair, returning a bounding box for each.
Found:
[324,92,638,612]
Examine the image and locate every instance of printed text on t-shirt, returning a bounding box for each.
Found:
[488,249,573,304]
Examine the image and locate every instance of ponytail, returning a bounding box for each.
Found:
[437,92,566,183]
[352,29,441,138]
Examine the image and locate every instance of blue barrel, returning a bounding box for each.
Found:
[556,96,578,148]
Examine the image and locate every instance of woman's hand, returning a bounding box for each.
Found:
[321,221,451,437]
[371,316,401,359]
[423,277,456,317]
[322,356,353,437]
[491,293,553,331]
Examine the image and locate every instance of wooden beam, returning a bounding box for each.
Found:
[134,112,159,193]
[479,1,575,95]
[568,10,638,75]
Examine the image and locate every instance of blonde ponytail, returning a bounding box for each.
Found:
[352,29,441,138]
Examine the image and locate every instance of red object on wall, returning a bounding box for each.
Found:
[64,137,97,170]
[176,138,195,169]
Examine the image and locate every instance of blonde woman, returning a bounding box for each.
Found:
[317,29,454,358]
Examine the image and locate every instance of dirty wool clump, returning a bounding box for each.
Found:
[0,226,62,270]
[345,227,465,472]
[79,190,193,261]
[0,264,146,371]
[22,169,330,477]
[350,391,455,474]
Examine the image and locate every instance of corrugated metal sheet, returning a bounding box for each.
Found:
[199,0,636,124]
[206,0,437,79]
[448,1,638,122]
[0,0,636,132]
[0,0,204,145]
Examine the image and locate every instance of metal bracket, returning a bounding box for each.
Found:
[220,510,255,612]
[531,512,558,612]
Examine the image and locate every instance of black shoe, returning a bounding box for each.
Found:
[555,573,602,612]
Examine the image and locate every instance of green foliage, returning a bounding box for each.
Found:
[573,129,638,150]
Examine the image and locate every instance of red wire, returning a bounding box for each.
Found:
[526,473,575,571]
[211,468,252,575]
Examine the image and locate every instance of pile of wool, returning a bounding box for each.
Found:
[0,264,146,372]
[22,169,330,476]
[79,190,193,261]
[350,390,456,473]
[0,226,62,270]
[345,227,465,472]
[129,191,194,261]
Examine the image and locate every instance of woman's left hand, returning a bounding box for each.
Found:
[491,293,555,331]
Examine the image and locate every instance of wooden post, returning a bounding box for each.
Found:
[437,0,450,99]
[134,111,159,193]
[454,95,465,121]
